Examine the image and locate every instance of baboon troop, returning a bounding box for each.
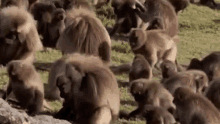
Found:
[0,0,220,124]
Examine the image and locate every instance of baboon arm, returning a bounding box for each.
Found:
[2,84,12,100]
[54,104,72,119]
[110,23,121,36]
[128,108,142,119]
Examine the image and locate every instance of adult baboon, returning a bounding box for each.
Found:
[52,53,120,124]
[110,0,147,36]
[129,54,152,82]
[30,2,66,48]
[56,7,112,63]
[134,0,179,37]
[129,29,177,69]
[127,79,175,119]
[187,51,220,81]
[3,60,44,116]
[173,87,220,124]
[0,6,43,66]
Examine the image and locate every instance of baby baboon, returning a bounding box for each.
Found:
[168,0,190,14]
[204,78,220,110]
[3,60,44,116]
[56,7,112,63]
[129,29,177,69]
[30,2,66,48]
[173,87,220,124]
[142,105,176,124]
[162,69,209,95]
[128,79,175,119]
[187,51,220,81]
[129,54,152,82]
[134,0,178,37]
[110,0,147,36]
[53,53,120,124]
[0,6,43,66]
[1,0,29,9]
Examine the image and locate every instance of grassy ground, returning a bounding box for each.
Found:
[1,1,220,124]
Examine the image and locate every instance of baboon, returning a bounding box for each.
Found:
[167,0,190,14]
[129,29,177,70]
[110,0,147,36]
[31,2,66,48]
[160,60,177,79]
[0,6,43,66]
[142,105,176,124]
[2,60,44,116]
[173,87,220,124]
[134,0,178,37]
[53,53,120,124]
[129,54,152,82]
[56,7,112,63]
[127,79,175,119]
[162,69,209,95]
[200,0,217,8]
[204,78,220,110]
[187,51,220,81]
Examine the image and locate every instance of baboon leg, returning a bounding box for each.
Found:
[163,44,177,63]
[146,50,158,69]
[3,84,12,100]
[28,89,44,116]
[90,106,112,124]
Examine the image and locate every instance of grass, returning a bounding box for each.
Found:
[1,1,220,124]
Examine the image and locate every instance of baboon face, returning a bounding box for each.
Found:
[56,75,72,98]
[51,8,66,22]
[129,30,145,50]
[130,82,146,102]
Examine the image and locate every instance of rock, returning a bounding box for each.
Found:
[0,98,71,124]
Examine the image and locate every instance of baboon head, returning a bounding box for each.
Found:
[129,29,146,50]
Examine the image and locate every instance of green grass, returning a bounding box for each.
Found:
[1,2,220,124]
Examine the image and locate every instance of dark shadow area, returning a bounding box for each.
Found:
[120,100,137,106]
[106,27,129,42]
[34,62,52,71]
[117,80,130,88]
[191,2,220,10]
[213,19,220,23]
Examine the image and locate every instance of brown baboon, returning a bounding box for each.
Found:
[110,0,147,36]
[126,79,175,119]
[142,105,177,124]
[160,60,177,79]
[173,87,220,124]
[0,6,43,66]
[129,29,177,70]
[56,7,112,63]
[167,0,190,14]
[162,69,209,95]
[2,60,44,116]
[204,78,220,110]
[187,51,220,82]
[129,54,152,82]
[30,2,66,48]
[52,53,120,124]
[133,0,178,37]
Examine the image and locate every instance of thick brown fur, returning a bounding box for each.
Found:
[0,6,43,66]
[129,54,152,82]
[173,87,220,124]
[162,69,209,95]
[56,7,112,63]
[142,105,176,124]
[129,29,177,69]
[187,51,220,82]
[134,0,179,38]
[51,53,120,123]
[204,78,220,110]
[1,0,29,9]
[127,79,175,119]
[3,60,44,116]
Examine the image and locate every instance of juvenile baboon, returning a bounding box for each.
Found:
[0,6,43,66]
[173,87,220,124]
[134,0,178,37]
[162,69,209,94]
[187,51,220,81]
[56,7,112,63]
[129,29,177,69]
[2,60,44,116]
[167,0,190,14]
[142,105,176,124]
[31,2,66,48]
[110,0,147,36]
[204,78,220,110]
[129,54,152,82]
[127,79,175,119]
[53,53,120,124]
